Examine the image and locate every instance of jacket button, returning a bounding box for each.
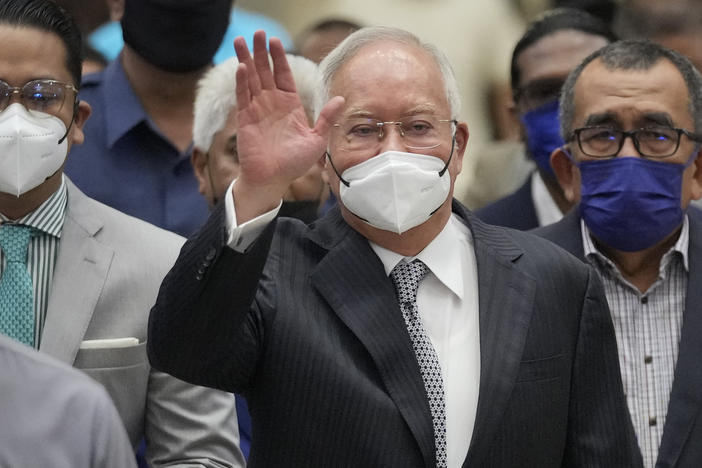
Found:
[205,247,216,261]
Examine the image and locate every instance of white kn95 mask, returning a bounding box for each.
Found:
[337,150,451,234]
[0,103,68,197]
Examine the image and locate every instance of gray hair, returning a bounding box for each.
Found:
[315,26,461,119]
[193,54,320,151]
[559,39,702,139]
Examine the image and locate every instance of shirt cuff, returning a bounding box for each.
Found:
[224,179,281,252]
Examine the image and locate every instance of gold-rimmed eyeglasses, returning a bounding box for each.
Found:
[0,79,77,116]
[331,115,456,152]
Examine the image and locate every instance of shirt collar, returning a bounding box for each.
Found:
[370,213,469,300]
[0,175,68,238]
[101,58,195,159]
[530,171,563,227]
[102,58,150,149]
[581,215,690,272]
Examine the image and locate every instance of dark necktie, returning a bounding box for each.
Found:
[391,259,447,468]
[0,224,34,346]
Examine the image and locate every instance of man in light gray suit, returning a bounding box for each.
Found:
[0,1,245,467]
[0,333,137,468]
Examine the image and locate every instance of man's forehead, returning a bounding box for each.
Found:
[0,25,70,83]
[573,58,689,119]
[332,40,440,84]
[329,40,449,115]
[518,30,609,87]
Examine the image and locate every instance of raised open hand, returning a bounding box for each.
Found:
[232,30,344,222]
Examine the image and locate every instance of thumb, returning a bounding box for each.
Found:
[313,96,346,139]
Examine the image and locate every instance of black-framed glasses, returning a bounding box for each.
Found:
[569,126,702,159]
[0,79,78,115]
[331,116,457,151]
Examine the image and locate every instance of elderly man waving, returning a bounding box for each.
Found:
[148,28,640,467]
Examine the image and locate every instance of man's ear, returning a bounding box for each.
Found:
[452,121,469,175]
[551,147,580,203]
[689,149,702,201]
[321,152,331,186]
[191,147,209,196]
[69,100,92,146]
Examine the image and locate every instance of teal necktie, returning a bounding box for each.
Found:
[0,224,34,346]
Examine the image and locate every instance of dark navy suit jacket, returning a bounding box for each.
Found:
[148,200,641,467]
[534,207,702,468]
[476,178,539,230]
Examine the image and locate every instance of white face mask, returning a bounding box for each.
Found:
[336,150,452,234]
[0,103,68,197]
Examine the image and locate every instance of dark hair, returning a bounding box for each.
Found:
[511,8,617,95]
[0,0,83,87]
[554,0,617,25]
[559,39,702,137]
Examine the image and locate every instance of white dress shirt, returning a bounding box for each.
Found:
[530,172,563,227]
[224,180,481,467]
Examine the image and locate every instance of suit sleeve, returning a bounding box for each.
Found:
[144,370,246,468]
[563,267,643,467]
[148,201,276,394]
[90,385,139,468]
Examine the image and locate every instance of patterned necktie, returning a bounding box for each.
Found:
[0,224,34,346]
[390,260,447,468]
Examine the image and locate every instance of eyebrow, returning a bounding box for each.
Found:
[583,111,676,128]
[640,112,674,127]
[584,112,618,127]
[343,104,441,120]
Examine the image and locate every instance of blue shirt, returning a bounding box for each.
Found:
[89,7,294,64]
[64,59,208,237]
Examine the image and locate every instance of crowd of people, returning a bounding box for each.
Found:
[1,0,701,467]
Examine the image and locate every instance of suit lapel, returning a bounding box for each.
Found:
[657,210,702,466]
[39,181,114,365]
[309,210,436,467]
[456,205,537,467]
[533,207,585,260]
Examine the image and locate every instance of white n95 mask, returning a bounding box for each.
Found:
[0,103,68,197]
[335,150,451,234]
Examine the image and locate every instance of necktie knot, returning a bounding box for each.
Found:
[390,259,429,305]
[0,225,32,263]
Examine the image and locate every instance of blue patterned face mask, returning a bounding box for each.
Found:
[571,149,698,252]
[520,100,564,178]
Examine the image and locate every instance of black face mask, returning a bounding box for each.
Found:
[121,0,231,73]
[278,200,320,224]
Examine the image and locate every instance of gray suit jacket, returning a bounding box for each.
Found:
[0,333,137,468]
[37,179,245,467]
[149,200,641,467]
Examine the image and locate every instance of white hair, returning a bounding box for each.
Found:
[193,54,321,151]
[315,26,461,119]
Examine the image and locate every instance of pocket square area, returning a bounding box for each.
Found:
[79,337,140,349]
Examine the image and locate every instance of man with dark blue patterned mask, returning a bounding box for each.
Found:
[477,8,615,230]
[537,39,702,467]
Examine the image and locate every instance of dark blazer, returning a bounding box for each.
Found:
[475,178,539,230]
[534,207,702,468]
[148,200,641,467]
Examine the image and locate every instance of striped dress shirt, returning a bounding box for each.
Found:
[581,218,688,468]
[0,177,67,348]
